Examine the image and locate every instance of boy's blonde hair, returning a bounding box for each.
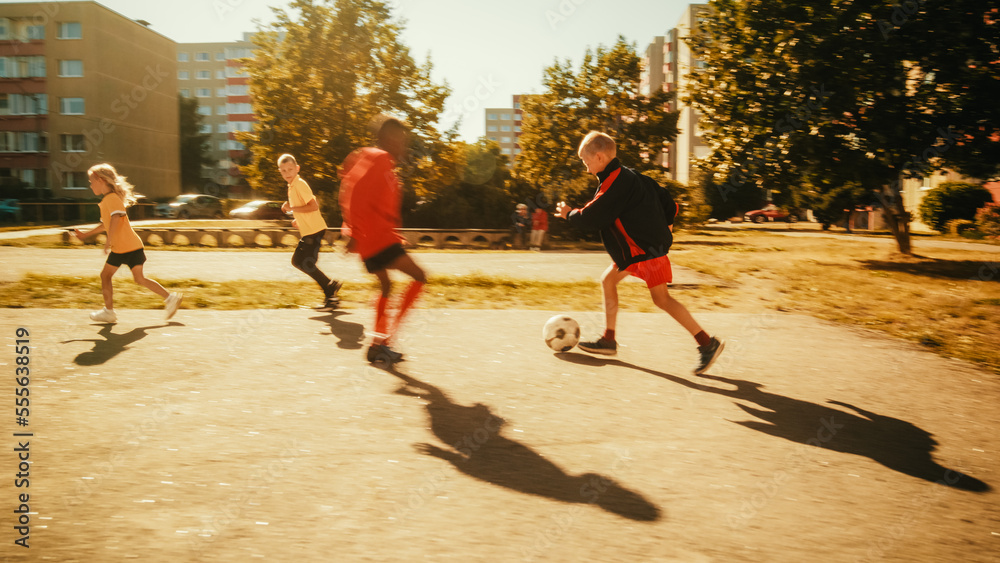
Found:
[277,153,297,166]
[578,131,617,158]
[88,163,137,207]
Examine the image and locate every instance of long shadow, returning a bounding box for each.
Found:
[381,366,661,521]
[557,353,991,493]
[63,322,183,366]
[860,258,999,282]
[310,311,365,350]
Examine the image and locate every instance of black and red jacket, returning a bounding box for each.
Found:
[566,158,677,269]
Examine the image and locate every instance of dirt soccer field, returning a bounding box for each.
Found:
[1,308,998,562]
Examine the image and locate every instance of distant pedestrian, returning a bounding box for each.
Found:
[279,154,343,309]
[74,163,182,323]
[513,203,531,248]
[555,131,724,375]
[340,116,427,364]
[530,206,548,251]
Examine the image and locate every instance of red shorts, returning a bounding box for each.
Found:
[625,255,673,288]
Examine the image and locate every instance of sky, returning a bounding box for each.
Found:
[2,0,694,141]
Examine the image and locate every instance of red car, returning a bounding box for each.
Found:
[744,205,798,223]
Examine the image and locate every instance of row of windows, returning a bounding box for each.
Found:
[486,124,520,133]
[178,67,248,80]
[198,122,254,135]
[178,52,226,62]
[487,113,516,121]
[0,93,48,116]
[0,19,81,40]
[0,56,45,78]
[487,136,515,144]
[2,169,48,189]
[180,84,249,98]
[0,131,47,152]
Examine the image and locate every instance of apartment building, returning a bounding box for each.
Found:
[176,34,254,197]
[0,1,180,199]
[484,94,525,164]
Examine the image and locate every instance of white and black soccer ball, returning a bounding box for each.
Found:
[543,315,580,352]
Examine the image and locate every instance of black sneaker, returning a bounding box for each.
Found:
[318,280,343,310]
[366,343,403,364]
[578,337,618,356]
[694,337,724,375]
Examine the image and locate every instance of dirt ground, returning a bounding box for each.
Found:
[1,308,997,562]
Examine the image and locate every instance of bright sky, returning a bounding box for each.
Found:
[3,0,693,141]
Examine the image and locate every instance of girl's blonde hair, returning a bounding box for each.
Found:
[88,163,137,207]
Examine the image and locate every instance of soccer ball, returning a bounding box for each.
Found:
[543,315,580,352]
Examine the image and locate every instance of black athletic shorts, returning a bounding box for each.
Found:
[106,248,147,269]
[364,243,406,273]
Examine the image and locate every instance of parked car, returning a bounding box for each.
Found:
[0,199,20,221]
[155,194,223,219]
[228,200,290,220]
[744,204,798,223]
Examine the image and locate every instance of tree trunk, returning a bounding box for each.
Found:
[880,181,912,255]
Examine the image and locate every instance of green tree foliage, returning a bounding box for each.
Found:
[516,37,680,211]
[179,96,214,192]
[918,182,993,231]
[687,0,1000,254]
[237,0,450,221]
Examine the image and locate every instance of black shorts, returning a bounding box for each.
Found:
[364,243,406,273]
[106,248,147,269]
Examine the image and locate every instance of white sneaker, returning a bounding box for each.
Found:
[90,307,117,323]
[164,292,183,320]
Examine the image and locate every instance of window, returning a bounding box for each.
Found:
[63,171,89,189]
[0,132,14,151]
[513,102,520,110]
[178,53,189,62]
[20,169,47,188]
[195,52,210,61]
[59,60,84,77]
[226,84,249,96]
[215,52,226,61]
[61,134,86,152]
[230,122,252,132]
[217,124,228,133]
[225,47,252,59]
[60,97,85,115]
[197,106,211,116]
[196,88,211,98]
[225,66,247,78]
[179,89,190,98]
[487,125,498,132]
[514,125,521,133]
[216,88,226,97]
[501,113,511,120]
[226,103,252,114]
[218,141,228,151]
[0,56,47,78]
[199,124,212,134]
[216,105,227,115]
[501,136,511,143]
[2,94,48,115]
[502,148,512,155]
[501,125,511,132]
[178,70,189,80]
[215,70,225,79]
[487,113,498,120]
[58,22,82,39]
[196,70,211,80]
[488,136,497,141]
[24,25,44,40]
[515,148,522,155]
[0,18,9,40]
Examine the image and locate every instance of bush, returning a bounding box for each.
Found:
[918,182,993,231]
[975,203,1000,239]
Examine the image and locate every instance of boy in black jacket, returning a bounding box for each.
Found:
[555,131,724,375]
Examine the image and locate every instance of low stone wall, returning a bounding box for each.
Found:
[63,227,517,249]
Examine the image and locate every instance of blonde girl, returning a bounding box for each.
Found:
[74,163,182,323]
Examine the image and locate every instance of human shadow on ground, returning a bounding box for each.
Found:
[557,353,991,493]
[310,311,365,350]
[63,322,183,366]
[380,365,662,521]
[859,258,999,282]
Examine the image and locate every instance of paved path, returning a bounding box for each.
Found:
[0,308,996,562]
[0,246,722,286]
[709,223,1000,253]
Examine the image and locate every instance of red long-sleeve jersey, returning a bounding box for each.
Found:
[339,147,405,259]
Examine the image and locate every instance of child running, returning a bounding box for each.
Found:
[74,163,182,323]
[339,116,427,363]
[278,154,343,309]
[555,131,724,375]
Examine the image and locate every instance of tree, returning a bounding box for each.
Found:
[179,95,214,192]
[516,37,680,210]
[687,0,1000,255]
[237,0,450,221]
[918,181,994,231]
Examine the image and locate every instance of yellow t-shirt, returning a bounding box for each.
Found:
[288,176,327,236]
[99,192,143,253]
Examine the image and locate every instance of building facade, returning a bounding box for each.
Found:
[484,94,524,164]
[0,1,180,199]
[665,3,710,186]
[176,34,254,197]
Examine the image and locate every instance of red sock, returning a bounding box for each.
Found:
[374,294,390,343]
[694,330,711,347]
[390,281,424,336]
[603,329,616,342]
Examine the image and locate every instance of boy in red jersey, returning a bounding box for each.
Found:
[340,116,427,363]
[555,131,724,375]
